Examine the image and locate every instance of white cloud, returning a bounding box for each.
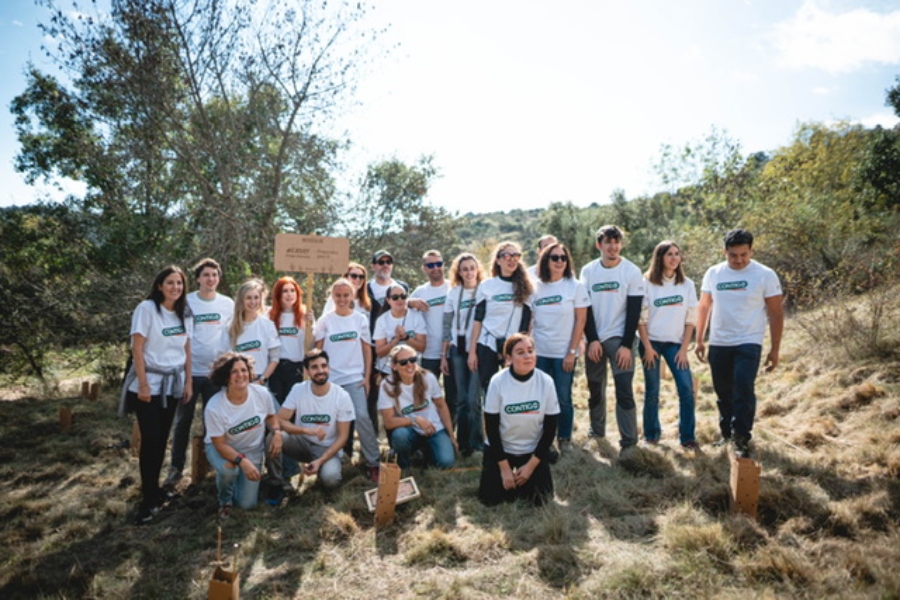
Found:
[774,0,900,73]
[858,110,899,129]
[812,85,831,95]
[12,20,23,27]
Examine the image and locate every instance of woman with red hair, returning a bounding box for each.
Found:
[268,276,315,407]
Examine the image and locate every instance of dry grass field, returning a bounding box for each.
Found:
[1,291,898,599]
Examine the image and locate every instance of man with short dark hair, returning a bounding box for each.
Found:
[580,225,644,453]
[164,258,233,489]
[268,349,354,490]
[695,228,784,458]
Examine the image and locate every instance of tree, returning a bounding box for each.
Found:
[12,0,377,276]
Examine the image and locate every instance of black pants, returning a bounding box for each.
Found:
[269,359,304,406]
[478,445,553,506]
[130,391,177,509]
[476,343,503,396]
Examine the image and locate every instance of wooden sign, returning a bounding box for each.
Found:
[274,234,349,275]
[730,455,761,518]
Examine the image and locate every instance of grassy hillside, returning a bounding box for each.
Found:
[0,291,898,598]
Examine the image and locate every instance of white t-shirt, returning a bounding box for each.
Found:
[282,381,355,449]
[484,369,560,455]
[444,285,479,348]
[276,310,314,362]
[187,292,233,377]
[526,264,539,281]
[129,300,193,395]
[204,383,274,465]
[701,260,782,346]
[580,257,645,342]
[373,309,427,373]
[642,276,699,344]
[476,277,525,348]
[368,279,394,305]
[314,311,372,385]
[377,371,445,435]
[410,281,449,360]
[227,316,281,378]
[528,277,590,359]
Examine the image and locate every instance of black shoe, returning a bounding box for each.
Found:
[733,438,751,458]
[547,448,560,465]
[712,436,732,448]
[134,505,158,525]
[587,428,604,439]
[266,483,284,506]
[681,441,700,452]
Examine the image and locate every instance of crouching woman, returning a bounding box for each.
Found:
[479,333,559,506]
[379,344,457,469]
[204,352,283,518]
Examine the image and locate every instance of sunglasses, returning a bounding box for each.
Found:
[347,273,365,280]
[395,355,418,366]
[376,259,393,266]
[548,254,568,262]
[499,252,521,260]
[390,293,408,301]
[424,261,443,269]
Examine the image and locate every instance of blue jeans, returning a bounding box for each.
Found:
[536,356,575,440]
[639,341,695,444]
[390,427,455,469]
[708,344,762,443]
[205,443,262,509]
[450,348,483,453]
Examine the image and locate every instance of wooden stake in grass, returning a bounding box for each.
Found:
[374,461,401,527]
[89,382,99,401]
[59,406,72,432]
[730,455,761,518]
[208,526,240,600]
[81,381,90,399]
[192,435,209,483]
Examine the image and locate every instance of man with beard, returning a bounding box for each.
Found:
[268,349,354,490]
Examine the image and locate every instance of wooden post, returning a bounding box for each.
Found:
[59,406,72,432]
[693,376,699,402]
[374,462,401,527]
[304,273,315,353]
[208,526,240,599]
[131,421,141,457]
[89,382,100,401]
[81,381,90,399]
[191,435,209,483]
[730,455,761,518]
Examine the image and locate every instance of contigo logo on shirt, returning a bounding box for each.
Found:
[194,313,221,324]
[228,415,261,435]
[535,295,563,307]
[505,401,540,414]
[330,331,358,342]
[300,414,331,424]
[460,299,476,309]
[401,402,430,415]
[492,293,515,302]
[717,281,748,291]
[427,296,446,307]
[592,282,620,292]
[279,327,300,336]
[162,326,187,336]
[235,340,261,352]
[654,295,684,307]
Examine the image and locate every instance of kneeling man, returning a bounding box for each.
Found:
[273,349,354,489]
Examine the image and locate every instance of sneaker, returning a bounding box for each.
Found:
[712,436,732,448]
[733,438,752,459]
[587,428,605,439]
[558,439,573,454]
[162,468,182,490]
[681,441,700,452]
[266,483,284,506]
[368,466,380,483]
[134,507,154,526]
[217,504,232,520]
[642,439,660,448]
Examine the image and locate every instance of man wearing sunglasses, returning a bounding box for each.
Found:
[408,250,457,422]
[366,249,409,426]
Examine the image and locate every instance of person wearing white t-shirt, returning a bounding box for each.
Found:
[441,253,486,456]
[268,349,354,489]
[479,334,559,506]
[525,234,558,281]
[120,266,193,525]
[409,249,456,421]
[315,278,380,482]
[322,262,372,317]
[378,344,457,469]
[468,241,533,397]
[226,279,281,384]
[267,276,315,407]
[695,229,784,458]
[204,353,283,518]
[580,225,645,453]
[529,242,588,454]
[637,241,699,450]
[374,284,427,374]
[165,258,233,489]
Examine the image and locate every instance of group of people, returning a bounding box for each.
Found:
[120,225,783,522]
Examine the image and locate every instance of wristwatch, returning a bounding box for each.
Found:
[233,454,244,466]
[568,349,578,356]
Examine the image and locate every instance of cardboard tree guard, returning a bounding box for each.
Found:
[730,455,761,518]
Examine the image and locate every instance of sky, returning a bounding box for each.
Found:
[1,0,899,214]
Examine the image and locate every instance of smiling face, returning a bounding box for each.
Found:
[507,337,536,375]
[280,283,298,310]
[725,244,753,271]
[196,266,220,295]
[597,235,622,264]
[306,357,330,385]
[496,245,521,277]
[388,285,408,315]
[422,254,445,284]
[228,358,251,391]
[158,272,185,308]
[372,255,394,282]
[392,346,418,383]
[331,283,354,311]
[547,248,569,280]
[346,267,366,290]
[662,245,682,276]
[243,287,262,317]
[458,258,478,287]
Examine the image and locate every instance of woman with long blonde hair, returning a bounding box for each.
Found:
[227,279,280,385]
